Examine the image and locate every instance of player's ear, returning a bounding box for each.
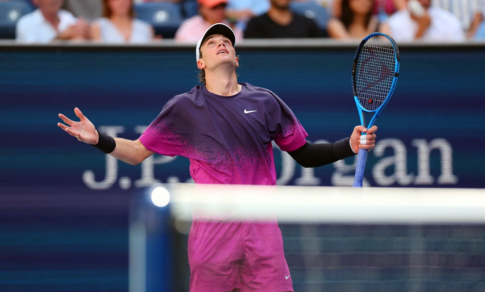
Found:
[197,59,206,70]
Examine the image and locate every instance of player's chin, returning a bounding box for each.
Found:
[215,58,237,68]
[218,56,235,63]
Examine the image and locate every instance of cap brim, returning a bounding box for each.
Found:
[196,23,236,61]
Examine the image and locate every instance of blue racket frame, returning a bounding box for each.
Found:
[352,33,400,187]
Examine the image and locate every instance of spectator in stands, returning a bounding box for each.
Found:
[381,0,465,41]
[244,0,321,38]
[474,2,485,39]
[333,0,406,18]
[16,0,90,43]
[175,0,243,43]
[294,0,334,10]
[475,21,485,39]
[328,0,383,39]
[62,0,103,21]
[91,0,154,43]
[226,0,270,23]
[144,0,181,2]
[432,0,483,38]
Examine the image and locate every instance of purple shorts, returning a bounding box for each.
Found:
[188,220,294,292]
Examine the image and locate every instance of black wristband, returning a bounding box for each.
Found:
[92,130,116,154]
[333,137,356,160]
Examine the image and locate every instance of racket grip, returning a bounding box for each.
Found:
[352,148,368,188]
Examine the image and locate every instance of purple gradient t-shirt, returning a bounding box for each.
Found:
[139,83,308,185]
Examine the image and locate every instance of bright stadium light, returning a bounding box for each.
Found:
[150,186,170,207]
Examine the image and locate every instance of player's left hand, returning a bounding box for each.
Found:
[350,125,377,153]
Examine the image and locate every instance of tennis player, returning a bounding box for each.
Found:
[58,23,377,292]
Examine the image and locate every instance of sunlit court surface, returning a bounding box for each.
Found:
[2,0,485,291]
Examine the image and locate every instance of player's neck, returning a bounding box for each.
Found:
[205,71,241,96]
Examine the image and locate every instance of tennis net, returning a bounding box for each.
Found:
[132,185,485,292]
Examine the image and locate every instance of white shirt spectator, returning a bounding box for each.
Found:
[386,7,465,42]
[432,0,483,30]
[16,9,77,43]
[95,18,152,43]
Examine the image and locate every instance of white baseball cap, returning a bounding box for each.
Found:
[196,23,236,61]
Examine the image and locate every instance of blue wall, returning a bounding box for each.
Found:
[1,46,483,190]
[0,45,484,292]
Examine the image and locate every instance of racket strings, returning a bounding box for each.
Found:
[355,35,396,111]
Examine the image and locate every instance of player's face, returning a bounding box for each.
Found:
[198,34,238,71]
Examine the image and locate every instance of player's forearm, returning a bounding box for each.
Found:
[92,130,152,165]
[288,138,355,168]
[108,138,149,165]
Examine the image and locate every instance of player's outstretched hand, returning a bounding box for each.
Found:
[57,108,99,145]
[350,125,377,153]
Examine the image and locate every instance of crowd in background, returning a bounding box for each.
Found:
[5,0,485,43]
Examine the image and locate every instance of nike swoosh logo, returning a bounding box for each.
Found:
[244,109,257,114]
[285,275,290,280]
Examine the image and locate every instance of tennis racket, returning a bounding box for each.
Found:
[351,33,400,187]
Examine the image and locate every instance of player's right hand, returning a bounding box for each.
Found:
[58,107,99,145]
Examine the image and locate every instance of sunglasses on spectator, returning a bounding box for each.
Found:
[210,3,227,10]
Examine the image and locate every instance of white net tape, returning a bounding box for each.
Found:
[168,184,485,224]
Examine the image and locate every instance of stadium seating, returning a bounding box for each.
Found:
[134,2,184,39]
[290,2,329,37]
[11,0,35,10]
[183,1,199,19]
[0,1,33,39]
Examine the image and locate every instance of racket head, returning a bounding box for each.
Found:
[351,33,400,114]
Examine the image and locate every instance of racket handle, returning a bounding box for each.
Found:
[352,148,368,188]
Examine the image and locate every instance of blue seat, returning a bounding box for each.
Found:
[290,2,329,34]
[134,2,184,39]
[0,1,33,39]
[183,1,199,18]
[11,0,35,10]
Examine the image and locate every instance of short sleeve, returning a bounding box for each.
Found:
[446,15,465,41]
[174,16,202,43]
[174,19,190,42]
[264,90,308,152]
[139,95,193,157]
[16,18,28,42]
[386,12,414,42]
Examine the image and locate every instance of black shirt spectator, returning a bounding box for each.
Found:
[244,0,321,38]
[244,12,320,38]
